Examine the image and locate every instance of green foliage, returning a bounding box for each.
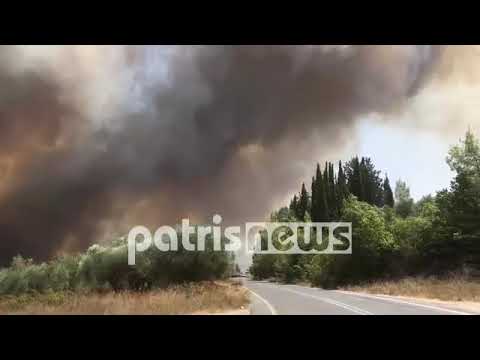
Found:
[310,161,350,222]
[413,195,435,217]
[0,233,234,296]
[289,194,299,218]
[423,129,480,274]
[274,256,304,283]
[250,254,277,280]
[442,131,480,235]
[383,175,395,208]
[252,197,398,287]
[346,156,363,201]
[337,161,348,210]
[297,183,309,221]
[394,180,414,218]
[251,131,480,287]
[345,157,384,207]
[447,129,480,175]
[311,163,330,222]
[306,197,395,287]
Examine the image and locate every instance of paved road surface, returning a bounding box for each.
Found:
[244,279,477,315]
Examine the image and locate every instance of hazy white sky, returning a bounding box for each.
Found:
[356,119,455,200]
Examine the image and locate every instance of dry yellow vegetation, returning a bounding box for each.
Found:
[342,276,480,302]
[0,280,249,315]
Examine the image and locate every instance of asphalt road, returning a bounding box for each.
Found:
[244,279,477,315]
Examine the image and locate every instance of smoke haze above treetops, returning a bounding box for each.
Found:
[0,45,478,265]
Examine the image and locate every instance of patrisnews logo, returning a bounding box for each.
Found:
[127,216,352,265]
[246,222,352,254]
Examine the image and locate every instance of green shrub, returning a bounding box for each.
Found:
[0,231,235,295]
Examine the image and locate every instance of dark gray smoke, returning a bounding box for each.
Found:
[0,45,444,266]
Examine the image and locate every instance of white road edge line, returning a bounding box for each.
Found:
[335,290,473,315]
[248,289,278,315]
[281,287,372,315]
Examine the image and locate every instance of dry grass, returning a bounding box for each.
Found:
[342,276,480,302]
[0,280,250,315]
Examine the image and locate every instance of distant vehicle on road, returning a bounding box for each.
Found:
[231,273,247,278]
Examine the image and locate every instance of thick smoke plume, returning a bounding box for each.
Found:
[0,45,447,266]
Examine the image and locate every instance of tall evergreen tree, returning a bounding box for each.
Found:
[395,179,414,218]
[298,183,309,221]
[311,176,317,221]
[444,129,480,235]
[361,157,384,206]
[316,163,322,181]
[323,162,329,195]
[346,156,363,201]
[383,175,395,208]
[346,156,383,206]
[310,165,319,222]
[289,194,298,215]
[315,167,329,222]
[336,161,349,213]
[311,164,322,221]
[328,162,338,218]
[360,157,369,203]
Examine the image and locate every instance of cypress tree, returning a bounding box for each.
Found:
[289,194,298,215]
[311,164,321,222]
[324,162,331,216]
[298,183,309,221]
[363,157,384,206]
[347,156,363,201]
[323,162,329,194]
[316,167,329,221]
[360,157,369,203]
[337,160,348,205]
[395,179,414,218]
[328,162,338,219]
[316,163,322,183]
[312,164,322,221]
[383,175,395,208]
[311,176,317,221]
[349,156,383,206]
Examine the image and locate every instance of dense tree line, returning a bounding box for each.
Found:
[290,157,395,223]
[251,130,480,287]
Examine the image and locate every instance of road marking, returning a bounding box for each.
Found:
[248,288,278,315]
[335,291,473,315]
[281,287,372,315]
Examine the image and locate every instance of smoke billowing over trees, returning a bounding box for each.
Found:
[0,45,467,266]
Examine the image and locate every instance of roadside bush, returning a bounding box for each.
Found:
[273,255,304,283]
[250,254,277,280]
[306,198,395,287]
[0,232,235,296]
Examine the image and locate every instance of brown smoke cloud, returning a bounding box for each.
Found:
[382,46,480,138]
[0,45,453,266]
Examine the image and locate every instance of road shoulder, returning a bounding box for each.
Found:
[336,290,480,315]
[372,293,480,314]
